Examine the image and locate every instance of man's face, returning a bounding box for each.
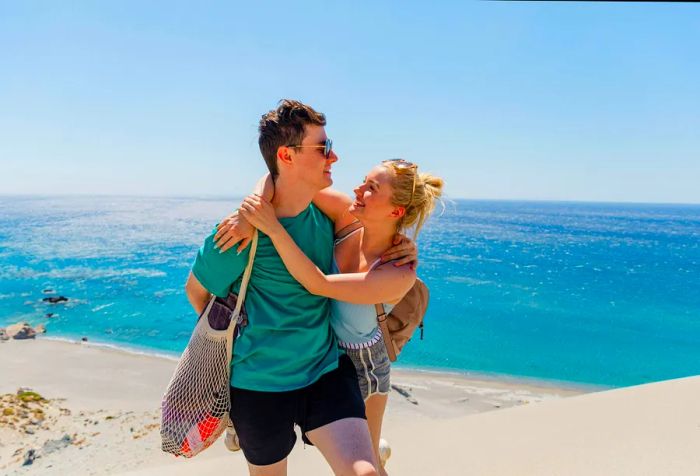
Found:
[290,125,338,191]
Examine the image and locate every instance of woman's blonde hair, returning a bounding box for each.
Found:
[382,160,444,238]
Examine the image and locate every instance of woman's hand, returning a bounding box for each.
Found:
[214,211,255,253]
[238,194,283,237]
[381,233,419,270]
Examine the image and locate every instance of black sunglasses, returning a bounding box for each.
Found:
[289,138,333,159]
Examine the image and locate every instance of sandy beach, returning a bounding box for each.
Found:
[1,338,698,475]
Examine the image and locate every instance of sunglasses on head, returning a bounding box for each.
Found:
[384,159,418,207]
[385,158,417,170]
[289,138,333,159]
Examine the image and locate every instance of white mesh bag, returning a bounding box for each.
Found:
[160,231,258,458]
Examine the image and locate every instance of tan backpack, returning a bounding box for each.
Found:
[375,279,429,362]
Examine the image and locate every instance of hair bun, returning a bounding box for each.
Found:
[387,165,445,238]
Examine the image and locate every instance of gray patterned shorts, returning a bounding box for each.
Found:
[342,339,391,401]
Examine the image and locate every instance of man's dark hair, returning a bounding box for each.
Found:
[258,99,326,179]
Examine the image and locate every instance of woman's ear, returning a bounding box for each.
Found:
[391,206,406,218]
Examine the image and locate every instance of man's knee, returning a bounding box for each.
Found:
[351,462,379,476]
[247,458,288,476]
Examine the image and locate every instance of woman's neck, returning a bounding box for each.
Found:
[359,220,397,263]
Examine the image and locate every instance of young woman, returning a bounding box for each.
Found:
[237,159,444,474]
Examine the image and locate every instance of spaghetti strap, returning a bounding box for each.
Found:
[334,220,363,245]
[369,258,383,270]
[334,220,362,240]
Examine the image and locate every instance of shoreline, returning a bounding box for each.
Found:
[36,334,600,394]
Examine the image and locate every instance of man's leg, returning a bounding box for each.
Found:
[230,386,297,476]
[302,354,380,475]
[246,458,288,476]
[306,417,379,476]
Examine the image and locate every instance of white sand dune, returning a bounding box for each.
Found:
[1,338,698,475]
[122,376,700,476]
[384,375,700,476]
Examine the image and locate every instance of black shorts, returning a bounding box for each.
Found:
[229,354,366,466]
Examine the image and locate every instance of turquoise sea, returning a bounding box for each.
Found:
[1,196,699,388]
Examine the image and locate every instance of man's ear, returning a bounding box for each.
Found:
[276,146,293,166]
[391,207,406,218]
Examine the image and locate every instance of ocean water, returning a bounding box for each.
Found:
[1,196,699,388]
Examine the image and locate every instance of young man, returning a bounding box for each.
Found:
[185,100,379,476]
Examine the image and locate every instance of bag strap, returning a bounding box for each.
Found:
[366,254,398,361]
[221,230,258,368]
[228,230,259,331]
[375,303,397,362]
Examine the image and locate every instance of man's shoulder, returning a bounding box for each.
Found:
[283,203,333,231]
[305,204,334,243]
[308,203,334,226]
[191,226,249,297]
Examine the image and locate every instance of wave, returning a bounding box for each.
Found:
[1,265,167,281]
[444,276,494,286]
[40,335,180,362]
[91,303,115,312]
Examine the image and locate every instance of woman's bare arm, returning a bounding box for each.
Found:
[277,229,415,303]
[239,195,416,304]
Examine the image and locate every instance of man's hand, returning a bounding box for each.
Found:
[381,233,419,270]
[214,211,254,254]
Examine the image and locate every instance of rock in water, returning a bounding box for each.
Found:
[45,313,56,318]
[7,322,37,340]
[35,324,47,334]
[15,327,37,339]
[42,296,68,304]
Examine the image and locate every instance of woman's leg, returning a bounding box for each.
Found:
[365,393,389,476]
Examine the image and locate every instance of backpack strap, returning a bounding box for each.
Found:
[375,303,397,362]
[370,256,399,361]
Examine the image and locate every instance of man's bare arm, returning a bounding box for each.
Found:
[185,272,211,315]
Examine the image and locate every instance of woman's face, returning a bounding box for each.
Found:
[349,165,401,223]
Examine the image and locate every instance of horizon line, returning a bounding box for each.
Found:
[1,193,699,207]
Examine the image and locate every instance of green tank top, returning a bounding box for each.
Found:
[191,204,338,391]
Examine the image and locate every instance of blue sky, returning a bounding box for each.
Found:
[1,1,698,203]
